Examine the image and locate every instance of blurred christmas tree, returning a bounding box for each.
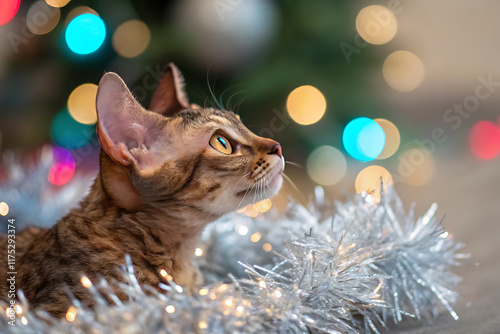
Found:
[0,0,380,161]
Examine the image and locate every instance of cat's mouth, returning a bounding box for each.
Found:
[236,158,284,198]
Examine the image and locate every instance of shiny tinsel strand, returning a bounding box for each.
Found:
[0,152,467,333]
[0,146,91,230]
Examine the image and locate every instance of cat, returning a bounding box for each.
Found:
[0,63,284,317]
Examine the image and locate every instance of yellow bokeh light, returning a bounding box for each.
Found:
[355,165,393,202]
[66,306,77,322]
[14,305,22,314]
[195,248,203,256]
[356,5,397,45]
[27,1,60,35]
[199,288,209,296]
[224,299,233,307]
[80,276,92,288]
[307,145,347,186]
[398,148,436,186]
[21,316,28,325]
[250,232,262,243]
[46,0,71,8]
[383,51,425,92]
[65,6,99,25]
[0,202,9,216]
[286,85,327,125]
[112,20,151,58]
[262,243,272,252]
[374,118,400,159]
[254,199,272,213]
[159,269,168,277]
[199,321,208,329]
[67,84,98,125]
[165,305,175,313]
[238,204,259,217]
[259,280,267,289]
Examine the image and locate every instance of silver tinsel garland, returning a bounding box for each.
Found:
[0,147,467,333]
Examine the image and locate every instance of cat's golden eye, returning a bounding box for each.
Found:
[209,134,233,154]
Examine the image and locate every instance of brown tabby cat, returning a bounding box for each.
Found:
[0,63,284,317]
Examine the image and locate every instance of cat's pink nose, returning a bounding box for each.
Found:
[268,142,283,158]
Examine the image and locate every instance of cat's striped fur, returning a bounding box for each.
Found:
[0,64,283,317]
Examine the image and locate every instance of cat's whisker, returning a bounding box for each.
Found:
[283,173,308,206]
[206,68,223,110]
[232,97,248,114]
[226,90,247,112]
[237,179,257,210]
[219,85,246,112]
[233,172,252,192]
[285,161,303,168]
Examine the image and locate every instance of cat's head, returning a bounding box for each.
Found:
[96,64,283,218]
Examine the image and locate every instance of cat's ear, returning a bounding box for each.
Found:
[96,72,165,170]
[149,63,190,117]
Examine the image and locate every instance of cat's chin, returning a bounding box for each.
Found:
[267,168,283,195]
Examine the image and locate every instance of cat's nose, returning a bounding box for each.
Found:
[267,141,283,158]
[269,143,282,158]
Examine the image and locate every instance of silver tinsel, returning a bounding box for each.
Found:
[0,146,90,230]
[0,150,467,333]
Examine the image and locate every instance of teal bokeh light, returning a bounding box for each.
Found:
[342,117,386,161]
[65,14,106,55]
[51,109,95,149]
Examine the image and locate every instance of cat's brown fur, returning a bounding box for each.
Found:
[0,64,283,317]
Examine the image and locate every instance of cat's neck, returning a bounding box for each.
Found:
[74,150,216,268]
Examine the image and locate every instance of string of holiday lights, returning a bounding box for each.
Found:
[0,152,467,333]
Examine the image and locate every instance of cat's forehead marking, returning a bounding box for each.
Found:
[175,108,254,142]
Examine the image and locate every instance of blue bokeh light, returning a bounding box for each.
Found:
[52,109,95,149]
[65,13,106,55]
[342,117,386,161]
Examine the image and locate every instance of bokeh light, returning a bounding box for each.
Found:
[65,6,98,25]
[307,145,347,186]
[0,0,20,25]
[383,51,425,92]
[112,20,151,58]
[343,117,386,161]
[27,1,60,35]
[46,0,71,8]
[286,85,327,125]
[374,118,400,159]
[48,146,75,186]
[65,14,106,55]
[0,202,9,216]
[238,200,273,217]
[398,148,436,186]
[68,83,98,124]
[250,232,262,243]
[254,199,272,213]
[469,121,500,160]
[356,5,397,45]
[80,276,92,288]
[355,165,393,202]
[65,306,77,322]
[51,109,95,149]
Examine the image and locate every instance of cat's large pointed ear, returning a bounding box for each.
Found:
[96,72,165,170]
[149,63,190,116]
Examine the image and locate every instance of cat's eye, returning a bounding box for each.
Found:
[209,134,233,154]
